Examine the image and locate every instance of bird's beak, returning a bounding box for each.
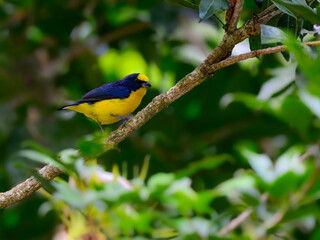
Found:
[142,82,151,88]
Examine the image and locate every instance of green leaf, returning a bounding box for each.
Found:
[299,88,320,118]
[19,150,68,172]
[240,146,306,196]
[285,39,320,92]
[152,228,177,238]
[176,218,211,238]
[213,174,256,197]
[78,135,105,159]
[166,178,196,199]
[261,25,288,44]
[277,13,302,37]
[275,145,305,176]
[240,191,260,206]
[269,171,298,197]
[199,0,229,21]
[194,191,214,214]
[99,182,132,202]
[148,173,175,191]
[53,181,87,209]
[241,149,276,184]
[272,0,320,25]
[55,149,80,175]
[272,0,297,18]
[258,63,297,100]
[278,95,312,132]
[58,148,80,164]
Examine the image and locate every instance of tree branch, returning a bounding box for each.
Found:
[210,40,320,72]
[219,209,253,236]
[256,4,277,19]
[0,165,62,209]
[227,0,244,32]
[0,6,285,209]
[219,193,269,236]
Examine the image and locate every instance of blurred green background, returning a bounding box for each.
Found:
[1,0,320,239]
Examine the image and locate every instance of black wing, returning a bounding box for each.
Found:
[77,81,131,103]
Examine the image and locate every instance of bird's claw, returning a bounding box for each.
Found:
[112,115,130,126]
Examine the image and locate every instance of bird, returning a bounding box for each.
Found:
[58,73,151,132]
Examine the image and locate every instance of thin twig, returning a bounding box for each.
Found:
[210,41,320,72]
[256,4,277,19]
[299,152,312,162]
[228,0,244,32]
[263,209,287,230]
[219,193,269,236]
[259,9,283,24]
[219,209,253,236]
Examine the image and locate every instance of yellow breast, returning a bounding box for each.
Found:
[67,88,147,125]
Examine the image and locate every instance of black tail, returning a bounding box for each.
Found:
[57,104,73,111]
[57,102,80,111]
[57,105,68,111]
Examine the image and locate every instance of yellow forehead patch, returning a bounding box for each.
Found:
[137,74,149,82]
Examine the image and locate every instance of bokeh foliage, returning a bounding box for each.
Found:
[1,0,320,239]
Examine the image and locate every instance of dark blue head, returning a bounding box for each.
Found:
[121,73,151,91]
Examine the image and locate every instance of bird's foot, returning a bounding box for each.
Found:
[112,115,130,126]
[97,121,105,133]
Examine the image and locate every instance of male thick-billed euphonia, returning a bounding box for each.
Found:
[58,73,151,132]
